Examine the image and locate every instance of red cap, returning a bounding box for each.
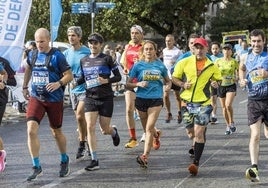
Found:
[193,38,208,47]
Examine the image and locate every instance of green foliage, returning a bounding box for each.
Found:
[25,0,268,47]
[26,0,219,45]
[207,0,268,42]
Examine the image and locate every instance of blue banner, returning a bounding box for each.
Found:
[51,0,63,42]
[0,0,32,71]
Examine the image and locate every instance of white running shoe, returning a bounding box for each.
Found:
[140,133,146,142]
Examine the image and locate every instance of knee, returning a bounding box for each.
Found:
[51,129,62,138]
[226,104,232,111]
[27,123,38,137]
[76,113,85,122]
[251,133,260,142]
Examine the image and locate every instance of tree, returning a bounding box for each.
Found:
[207,0,268,42]
[26,0,222,47]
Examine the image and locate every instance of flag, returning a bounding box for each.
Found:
[0,0,32,71]
[50,0,63,42]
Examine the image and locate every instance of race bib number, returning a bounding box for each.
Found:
[250,70,268,84]
[32,71,49,86]
[143,70,161,81]
[222,75,234,85]
[187,103,201,114]
[85,74,100,88]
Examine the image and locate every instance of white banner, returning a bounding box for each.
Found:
[0,0,32,71]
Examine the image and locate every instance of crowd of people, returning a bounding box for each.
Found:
[1,25,268,184]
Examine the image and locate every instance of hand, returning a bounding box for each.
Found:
[97,76,108,85]
[239,79,248,88]
[184,81,192,90]
[137,81,148,88]
[22,89,30,100]
[164,82,171,92]
[211,81,219,88]
[70,81,77,89]
[123,68,129,75]
[0,82,5,90]
[46,82,62,92]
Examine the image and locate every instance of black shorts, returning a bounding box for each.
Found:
[218,84,237,98]
[135,97,163,112]
[171,83,181,91]
[248,99,268,126]
[84,96,114,117]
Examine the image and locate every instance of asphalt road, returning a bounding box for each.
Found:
[1,88,268,188]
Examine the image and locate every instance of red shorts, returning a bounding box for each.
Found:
[26,97,63,129]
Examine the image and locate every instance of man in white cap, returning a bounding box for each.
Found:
[120,25,145,148]
[172,37,222,176]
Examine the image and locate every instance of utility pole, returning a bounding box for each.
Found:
[91,0,95,34]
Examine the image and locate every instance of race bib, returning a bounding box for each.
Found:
[186,103,201,114]
[222,75,234,85]
[85,74,100,89]
[249,70,268,84]
[32,70,49,86]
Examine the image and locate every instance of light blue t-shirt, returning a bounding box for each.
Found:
[210,53,223,62]
[129,59,168,99]
[245,51,268,100]
[63,45,90,94]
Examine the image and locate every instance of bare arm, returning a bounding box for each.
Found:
[239,54,247,87]
[46,69,73,92]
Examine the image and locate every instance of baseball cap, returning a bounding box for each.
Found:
[193,38,208,47]
[88,33,104,43]
[222,43,233,49]
[130,25,143,34]
[67,26,82,37]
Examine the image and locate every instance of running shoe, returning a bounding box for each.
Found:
[112,125,120,146]
[225,127,231,135]
[165,113,173,123]
[140,133,146,143]
[211,117,218,124]
[177,111,182,124]
[85,160,100,171]
[136,154,148,168]
[27,166,43,181]
[153,130,162,150]
[134,111,140,121]
[125,138,139,148]
[0,150,6,172]
[230,123,236,133]
[188,163,198,176]
[59,155,70,177]
[76,146,86,161]
[245,166,260,182]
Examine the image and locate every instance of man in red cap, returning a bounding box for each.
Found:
[172,37,222,176]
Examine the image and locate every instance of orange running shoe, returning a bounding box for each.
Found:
[188,163,198,176]
[153,130,162,150]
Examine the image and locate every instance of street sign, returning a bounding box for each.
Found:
[71,1,116,33]
[96,2,115,9]
[71,3,90,14]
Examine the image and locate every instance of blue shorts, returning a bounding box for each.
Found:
[181,104,213,129]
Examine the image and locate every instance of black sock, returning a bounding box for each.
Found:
[252,164,258,170]
[194,142,205,166]
[79,141,86,148]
